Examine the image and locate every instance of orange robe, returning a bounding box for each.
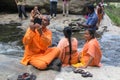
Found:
[97,7,103,25]
[21,27,60,69]
[57,37,79,66]
[72,38,102,68]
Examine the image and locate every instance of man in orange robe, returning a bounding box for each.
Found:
[21,16,60,70]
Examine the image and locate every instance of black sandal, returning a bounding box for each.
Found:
[17,73,36,80]
[73,69,86,74]
[81,71,93,77]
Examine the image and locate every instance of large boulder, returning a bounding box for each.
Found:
[0,0,95,14]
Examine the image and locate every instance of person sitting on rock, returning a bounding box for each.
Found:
[57,27,79,67]
[78,4,98,30]
[72,29,102,68]
[30,6,42,22]
[21,15,61,71]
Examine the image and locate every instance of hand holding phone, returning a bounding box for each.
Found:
[34,17,42,25]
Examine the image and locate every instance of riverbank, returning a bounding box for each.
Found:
[105,5,120,26]
[0,13,120,80]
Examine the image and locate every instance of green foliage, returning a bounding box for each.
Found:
[105,5,120,26]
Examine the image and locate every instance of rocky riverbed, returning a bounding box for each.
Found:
[0,13,120,80]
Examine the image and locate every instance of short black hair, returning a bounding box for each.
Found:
[87,4,95,12]
[86,28,96,38]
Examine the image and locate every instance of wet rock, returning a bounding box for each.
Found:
[55,27,64,32]
[0,55,28,80]
[40,9,47,14]
[116,48,120,52]
[52,30,64,46]
[0,14,21,25]
[61,66,75,72]
[101,55,111,62]
[68,17,86,32]
[51,29,56,32]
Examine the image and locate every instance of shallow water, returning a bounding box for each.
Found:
[0,24,25,56]
[100,34,120,66]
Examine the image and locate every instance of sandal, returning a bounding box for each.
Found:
[17,73,36,80]
[29,74,36,80]
[81,71,93,77]
[73,69,86,74]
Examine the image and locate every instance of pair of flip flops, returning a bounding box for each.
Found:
[73,69,93,77]
[17,73,36,80]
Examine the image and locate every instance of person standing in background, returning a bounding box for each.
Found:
[99,0,104,7]
[50,0,58,18]
[97,3,103,25]
[99,0,105,19]
[62,0,70,17]
[15,0,28,20]
[30,6,42,22]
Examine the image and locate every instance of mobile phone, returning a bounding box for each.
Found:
[34,17,42,25]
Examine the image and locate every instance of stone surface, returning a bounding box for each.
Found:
[0,0,95,14]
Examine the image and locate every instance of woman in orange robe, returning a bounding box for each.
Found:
[57,27,79,67]
[72,29,102,68]
[21,16,60,70]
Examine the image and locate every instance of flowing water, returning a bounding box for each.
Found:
[0,23,120,67]
[0,24,25,57]
[100,33,120,66]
